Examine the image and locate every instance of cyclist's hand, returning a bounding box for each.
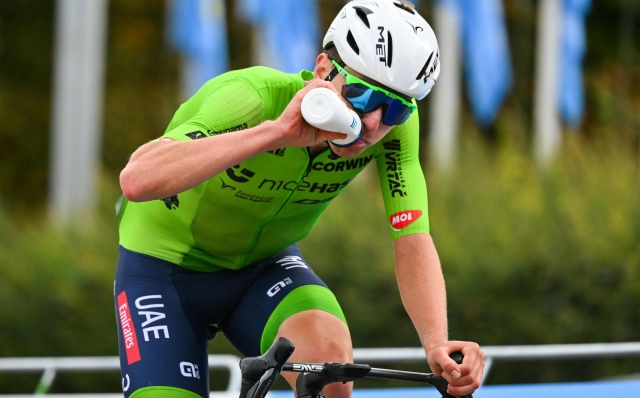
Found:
[273,79,347,147]
[426,341,484,397]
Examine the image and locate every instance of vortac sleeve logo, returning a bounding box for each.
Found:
[390,210,422,231]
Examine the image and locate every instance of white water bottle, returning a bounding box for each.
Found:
[301,88,363,147]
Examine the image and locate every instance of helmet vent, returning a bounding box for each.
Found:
[387,32,394,67]
[416,51,434,81]
[346,30,360,55]
[354,6,372,28]
[393,1,416,15]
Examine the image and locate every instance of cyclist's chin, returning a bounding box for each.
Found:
[329,140,368,158]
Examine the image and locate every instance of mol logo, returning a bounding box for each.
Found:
[390,210,422,231]
[292,364,324,373]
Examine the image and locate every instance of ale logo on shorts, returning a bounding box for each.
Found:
[390,210,422,231]
[267,277,293,297]
[118,291,141,365]
[180,362,200,379]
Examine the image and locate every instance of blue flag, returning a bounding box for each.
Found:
[559,0,591,127]
[168,0,229,97]
[457,0,513,127]
[237,0,320,73]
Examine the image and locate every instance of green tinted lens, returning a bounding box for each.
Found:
[333,61,416,110]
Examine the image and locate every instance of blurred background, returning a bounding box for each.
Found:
[1,0,640,394]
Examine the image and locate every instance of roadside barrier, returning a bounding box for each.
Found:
[1,342,640,396]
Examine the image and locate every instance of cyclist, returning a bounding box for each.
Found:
[115,1,484,397]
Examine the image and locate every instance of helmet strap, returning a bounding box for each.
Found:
[324,60,345,82]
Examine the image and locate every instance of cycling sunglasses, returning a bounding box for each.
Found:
[330,60,417,126]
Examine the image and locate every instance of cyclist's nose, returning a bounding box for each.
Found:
[361,107,383,132]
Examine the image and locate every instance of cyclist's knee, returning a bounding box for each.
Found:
[276,311,353,397]
[129,386,202,398]
[260,285,348,356]
[278,310,352,363]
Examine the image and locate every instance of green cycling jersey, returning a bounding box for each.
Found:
[118,67,429,272]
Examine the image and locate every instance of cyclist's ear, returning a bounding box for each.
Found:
[313,53,332,80]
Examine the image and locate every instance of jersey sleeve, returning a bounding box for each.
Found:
[162,77,266,142]
[374,111,430,239]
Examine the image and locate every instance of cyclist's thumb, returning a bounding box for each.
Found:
[439,356,462,379]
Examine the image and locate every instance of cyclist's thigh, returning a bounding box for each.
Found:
[220,245,348,356]
[114,247,209,398]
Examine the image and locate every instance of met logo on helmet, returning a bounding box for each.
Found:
[376,26,388,66]
[390,210,422,231]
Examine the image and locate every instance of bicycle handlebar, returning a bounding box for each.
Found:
[368,352,471,398]
[239,338,473,398]
[283,360,472,398]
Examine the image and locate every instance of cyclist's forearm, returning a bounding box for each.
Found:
[120,120,284,202]
[393,233,449,350]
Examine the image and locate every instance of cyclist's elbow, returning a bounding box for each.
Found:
[120,138,178,202]
[120,165,147,202]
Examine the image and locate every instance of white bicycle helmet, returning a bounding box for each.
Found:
[323,0,440,100]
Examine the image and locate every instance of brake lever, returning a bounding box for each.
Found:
[239,337,295,398]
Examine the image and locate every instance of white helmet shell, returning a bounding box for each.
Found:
[323,0,440,100]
